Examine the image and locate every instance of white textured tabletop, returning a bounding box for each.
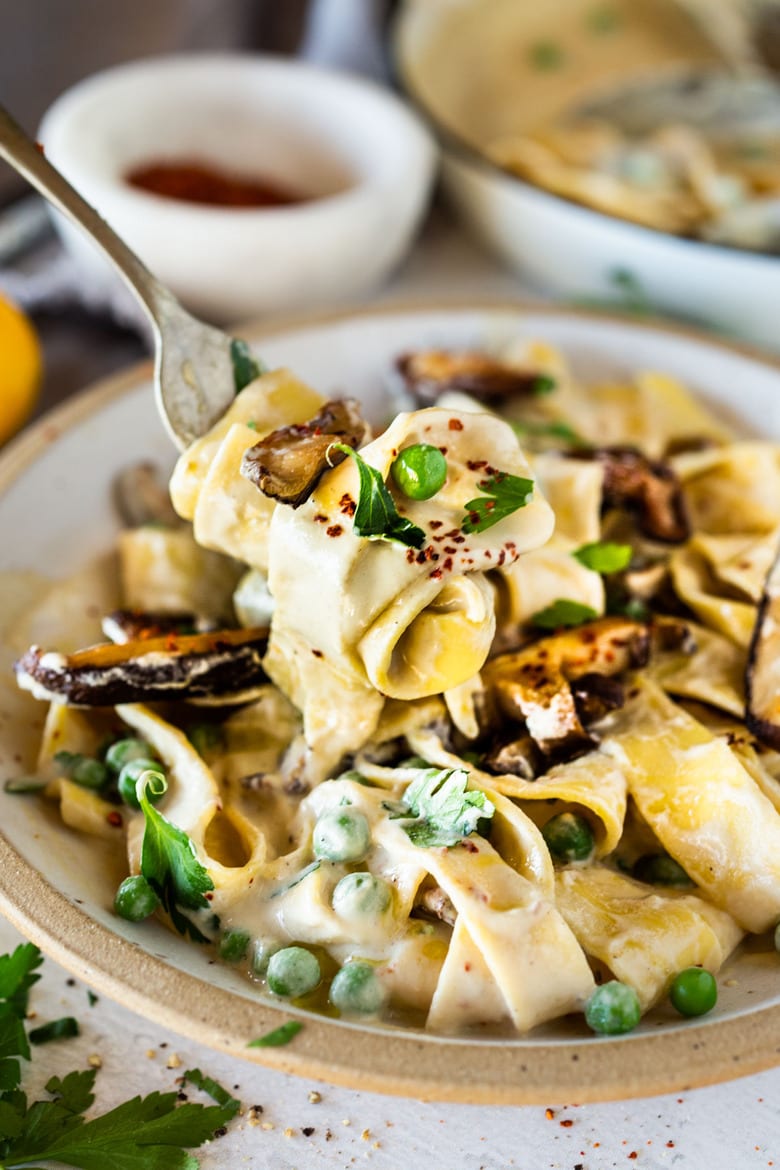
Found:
[3,210,780,1168]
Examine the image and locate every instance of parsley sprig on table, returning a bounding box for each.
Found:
[461,470,535,535]
[330,443,425,549]
[0,942,238,1170]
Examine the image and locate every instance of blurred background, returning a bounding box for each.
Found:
[1,0,779,444]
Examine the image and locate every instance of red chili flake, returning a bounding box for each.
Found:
[467,459,488,471]
[496,550,506,567]
[430,568,443,580]
[453,534,466,544]
[416,550,428,564]
[628,1153,638,1160]
[666,1142,675,1149]
[205,892,214,900]
[448,418,464,431]
[313,513,328,524]
[444,545,457,554]
[484,549,492,559]
[406,549,416,563]
[464,962,472,972]
[430,519,444,529]
[545,1109,555,1121]
[560,1119,574,1128]
[106,810,123,828]
[339,493,356,517]
[326,525,343,538]
[312,649,324,659]
[442,557,453,572]
[460,840,479,853]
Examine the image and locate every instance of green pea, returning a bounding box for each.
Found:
[105,737,154,774]
[391,444,448,500]
[542,812,594,863]
[633,852,693,888]
[332,873,392,918]
[117,759,166,809]
[266,946,321,998]
[329,961,386,1015]
[218,928,251,964]
[584,980,641,1035]
[114,875,160,922]
[669,967,717,1017]
[313,808,371,863]
[54,750,108,791]
[251,937,282,977]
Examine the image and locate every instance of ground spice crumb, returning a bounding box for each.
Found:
[26,1010,37,1020]
[575,1164,584,1169]
[560,1119,574,1128]
[87,1054,102,1069]
[166,1053,182,1069]
[261,1122,275,1131]
[628,1153,638,1160]
[309,1090,322,1103]
[302,1126,315,1137]
[214,1127,228,1139]
[146,1049,157,1060]
[177,1091,188,1102]
[666,1142,675,1149]
[325,1129,333,1141]
[361,1129,371,1141]
[66,978,76,987]
[284,1127,294,1138]
[725,979,738,987]
[545,1108,555,1120]
[373,1142,381,1150]
[342,1119,351,1126]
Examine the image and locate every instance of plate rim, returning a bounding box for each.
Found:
[2,299,780,1104]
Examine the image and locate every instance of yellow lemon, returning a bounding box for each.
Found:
[0,295,42,445]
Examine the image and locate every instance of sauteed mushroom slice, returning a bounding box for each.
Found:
[746,544,780,750]
[15,627,269,707]
[481,731,546,779]
[482,617,649,757]
[240,397,367,508]
[573,445,690,543]
[396,350,551,405]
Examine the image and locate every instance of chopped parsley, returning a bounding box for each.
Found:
[462,470,535,534]
[330,443,425,549]
[29,1016,80,1045]
[530,599,599,629]
[528,40,565,70]
[573,541,632,574]
[138,771,215,942]
[531,373,558,396]
[182,1068,241,1116]
[391,766,495,848]
[0,943,237,1169]
[248,1020,304,1048]
[230,338,265,393]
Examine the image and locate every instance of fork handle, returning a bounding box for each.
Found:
[0,103,173,331]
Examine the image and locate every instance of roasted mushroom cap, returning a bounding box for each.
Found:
[572,445,690,543]
[240,397,367,508]
[397,350,551,405]
[746,543,780,749]
[15,627,269,707]
[482,616,649,758]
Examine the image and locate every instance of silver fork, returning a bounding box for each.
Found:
[0,103,239,450]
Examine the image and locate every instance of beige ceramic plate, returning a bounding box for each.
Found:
[2,303,780,1103]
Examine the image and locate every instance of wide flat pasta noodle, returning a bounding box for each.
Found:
[556,865,743,1010]
[602,680,780,932]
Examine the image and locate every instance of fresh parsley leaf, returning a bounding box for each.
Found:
[530,599,599,629]
[531,373,557,396]
[230,339,265,393]
[511,419,583,445]
[5,1090,236,1170]
[138,772,215,943]
[45,1070,97,1114]
[462,470,535,535]
[398,767,494,848]
[0,942,43,1018]
[29,1017,80,1045]
[181,1070,240,1118]
[270,860,321,900]
[330,443,425,549]
[247,1021,304,1048]
[573,541,632,574]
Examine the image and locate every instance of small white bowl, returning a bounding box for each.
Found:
[394,0,780,353]
[39,54,436,323]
